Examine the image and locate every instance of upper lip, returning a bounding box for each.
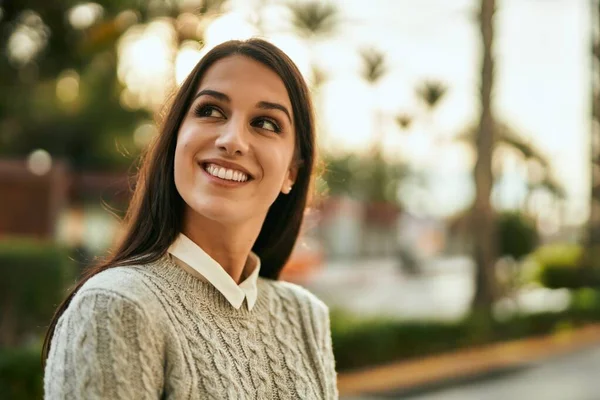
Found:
[201,158,254,179]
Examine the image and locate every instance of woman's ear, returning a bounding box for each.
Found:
[281,163,299,195]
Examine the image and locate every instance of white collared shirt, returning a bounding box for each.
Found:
[167,233,261,310]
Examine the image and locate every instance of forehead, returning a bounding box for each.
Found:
[197,55,292,109]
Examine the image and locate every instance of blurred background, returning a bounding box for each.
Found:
[0,0,598,398]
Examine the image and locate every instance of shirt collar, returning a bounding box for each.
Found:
[167,233,261,310]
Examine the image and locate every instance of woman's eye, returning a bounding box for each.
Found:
[195,105,223,118]
[254,118,281,133]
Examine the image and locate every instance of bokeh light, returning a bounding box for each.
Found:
[26,149,52,176]
[56,70,80,103]
[7,11,49,66]
[133,122,158,148]
[67,3,104,30]
[117,19,177,111]
[175,40,203,85]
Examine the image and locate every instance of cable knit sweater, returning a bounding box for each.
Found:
[44,255,338,399]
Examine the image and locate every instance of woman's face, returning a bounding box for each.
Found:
[174,55,298,226]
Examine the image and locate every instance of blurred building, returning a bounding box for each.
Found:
[0,158,128,263]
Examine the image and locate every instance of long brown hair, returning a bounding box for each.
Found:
[42,38,316,364]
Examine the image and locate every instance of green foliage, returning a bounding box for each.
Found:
[497,211,538,260]
[0,1,229,171]
[0,239,75,347]
[531,243,600,289]
[0,343,43,400]
[330,289,600,372]
[0,1,143,170]
[534,243,582,269]
[539,265,600,290]
[330,310,470,371]
[322,152,407,205]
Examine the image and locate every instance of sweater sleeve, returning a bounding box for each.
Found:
[319,305,339,399]
[44,290,164,400]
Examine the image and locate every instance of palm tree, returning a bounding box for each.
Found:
[471,0,497,313]
[585,0,600,268]
[457,122,549,166]
[359,47,388,154]
[456,121,564,220]
[414,79,448,160]
[286,1,340,150]
[286,0,340,88]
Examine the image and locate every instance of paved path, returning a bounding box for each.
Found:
[344,344,600,400]
[307,256,570,320]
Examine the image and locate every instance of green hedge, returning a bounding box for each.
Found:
[330,312,472,370]
[0,239,75,347]
[0,343,43,400]
[534,244,600,289]
[331,288,600,372]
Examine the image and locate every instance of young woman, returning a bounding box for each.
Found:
[43,38,338,399]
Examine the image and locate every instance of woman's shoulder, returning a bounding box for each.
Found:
[72,262,164,313]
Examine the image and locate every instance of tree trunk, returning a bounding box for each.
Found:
[585,0,600,268]
[471,0,498,312]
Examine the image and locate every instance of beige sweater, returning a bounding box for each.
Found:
[44,255,338,399]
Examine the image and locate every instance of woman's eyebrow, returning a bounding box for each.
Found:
[194,89,230,102]
[194,89,291,123]
[257,101,292,124]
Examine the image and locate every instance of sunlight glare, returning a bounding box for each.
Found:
[117,19,177,110]
[322,78,374,153]
[269,35,311,80]
[175,40,203,85]
[204,12,257,47]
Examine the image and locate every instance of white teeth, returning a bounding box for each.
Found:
[205,163,248,182]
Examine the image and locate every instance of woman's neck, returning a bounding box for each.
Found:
[181,211,262,284]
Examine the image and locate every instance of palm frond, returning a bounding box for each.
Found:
[416,80,448,109]
[536,175,567,200]
[497,124,549,168]
[360,48,386,84]
[395,114,413,130]
[197,0,228,16]
[455,122,549,168]
[286,1,340,39]
[311,65,329,89]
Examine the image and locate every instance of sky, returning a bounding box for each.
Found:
[197,0,591,227]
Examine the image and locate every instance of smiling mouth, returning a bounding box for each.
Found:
[201,162,252,183]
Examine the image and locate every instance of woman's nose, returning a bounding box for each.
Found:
[214,118,249,156]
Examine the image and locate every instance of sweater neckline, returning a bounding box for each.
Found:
[141,254,273,319]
